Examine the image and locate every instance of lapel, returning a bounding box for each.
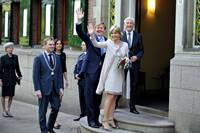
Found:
[123,31,128,43]
[43,52,56,68]
[94,34,102,56]
[52,54,56,66]
[131,31,137,48]
[95,34,100,42]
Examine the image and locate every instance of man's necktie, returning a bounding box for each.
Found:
[49,54,54,68]
[128,32,131,48]
[99,36,105,56]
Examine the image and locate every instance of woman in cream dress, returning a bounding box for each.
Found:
[90,25,129,130]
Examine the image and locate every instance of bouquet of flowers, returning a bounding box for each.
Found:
[117,57,130,69]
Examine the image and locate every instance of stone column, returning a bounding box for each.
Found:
[169,0,200,133]
[10,2,20,44]
[30,0,41,46]
[54,0,65,42]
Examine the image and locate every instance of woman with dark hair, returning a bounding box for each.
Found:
[54,39,68,87]
[54,39,69,129]
[0,42,22,117]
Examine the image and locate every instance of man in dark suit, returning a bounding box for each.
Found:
[75,8,107,128]
[73,41,87,121]
[121,17,144,114]
[33,37,64,133]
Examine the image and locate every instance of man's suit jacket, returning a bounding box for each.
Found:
[76,23,105,74]
[33,53,63,96]
[73,52,87,79]
[122,31,144,70]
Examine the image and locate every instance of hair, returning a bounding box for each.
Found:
[95,22,106,30]
[124,17,135,24]
[81,41,86,45]
[42,37,54,46]
[54,39,64,52]
[109,25,122,36]
[3,42,14,51]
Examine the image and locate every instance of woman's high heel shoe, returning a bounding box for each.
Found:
[102,120,112,131]
[109,119,119,129]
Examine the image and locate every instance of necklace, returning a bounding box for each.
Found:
[43,52,57,75]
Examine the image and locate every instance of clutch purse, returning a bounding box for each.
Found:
[16,77,21,85]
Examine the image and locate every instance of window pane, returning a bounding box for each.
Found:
[45,4,51,36]
[23,9,28,37]
[73,0,80,35]
[4,11,9,38]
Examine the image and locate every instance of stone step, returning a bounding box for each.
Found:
[80,117,140,133]
[136,105,168,117]
[100,108,174,133]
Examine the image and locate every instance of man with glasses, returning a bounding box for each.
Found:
[33,37,64,133]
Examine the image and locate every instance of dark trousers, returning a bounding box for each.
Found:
[116,69,139,109]
[77,79,86,117]
[38,89,61,133]
[85,71,102,125]
[129,69,139,109]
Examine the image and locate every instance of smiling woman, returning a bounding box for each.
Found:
[110,25,122,43]
[89,23,129,130]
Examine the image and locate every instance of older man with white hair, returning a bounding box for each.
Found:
[117,17,144,114]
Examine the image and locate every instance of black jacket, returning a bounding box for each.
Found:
[0,54,22,86]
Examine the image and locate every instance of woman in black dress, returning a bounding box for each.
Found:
[0,42,22,117]
[54,39,68,88]
[53,39,69,129]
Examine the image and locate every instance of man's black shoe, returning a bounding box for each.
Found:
[73,116,81,121]
[48,129,56,133]
[73,115,85,121]
[95,121,102,127]
[130,108,140,114]
[88,122,99,128]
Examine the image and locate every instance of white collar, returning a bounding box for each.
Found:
[44,50,54,56]
[126,30,133,35]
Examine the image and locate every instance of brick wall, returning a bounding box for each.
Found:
[88,0,95,24]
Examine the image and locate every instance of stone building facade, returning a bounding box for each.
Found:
[0,0,200,132]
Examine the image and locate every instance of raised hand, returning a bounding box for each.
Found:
[87,23,95,35]
[76,8,84,22]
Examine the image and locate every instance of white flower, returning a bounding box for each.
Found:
[117,57,130,69]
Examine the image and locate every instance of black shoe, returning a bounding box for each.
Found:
[73,115,85,121]
[130,108,139,114]
[88,122,99,128]
[73,116,81,121]
[95,121,102,127]
[48,129,56,133]
[53,122,61,129]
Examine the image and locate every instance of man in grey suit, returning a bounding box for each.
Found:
[33,37,64,133]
